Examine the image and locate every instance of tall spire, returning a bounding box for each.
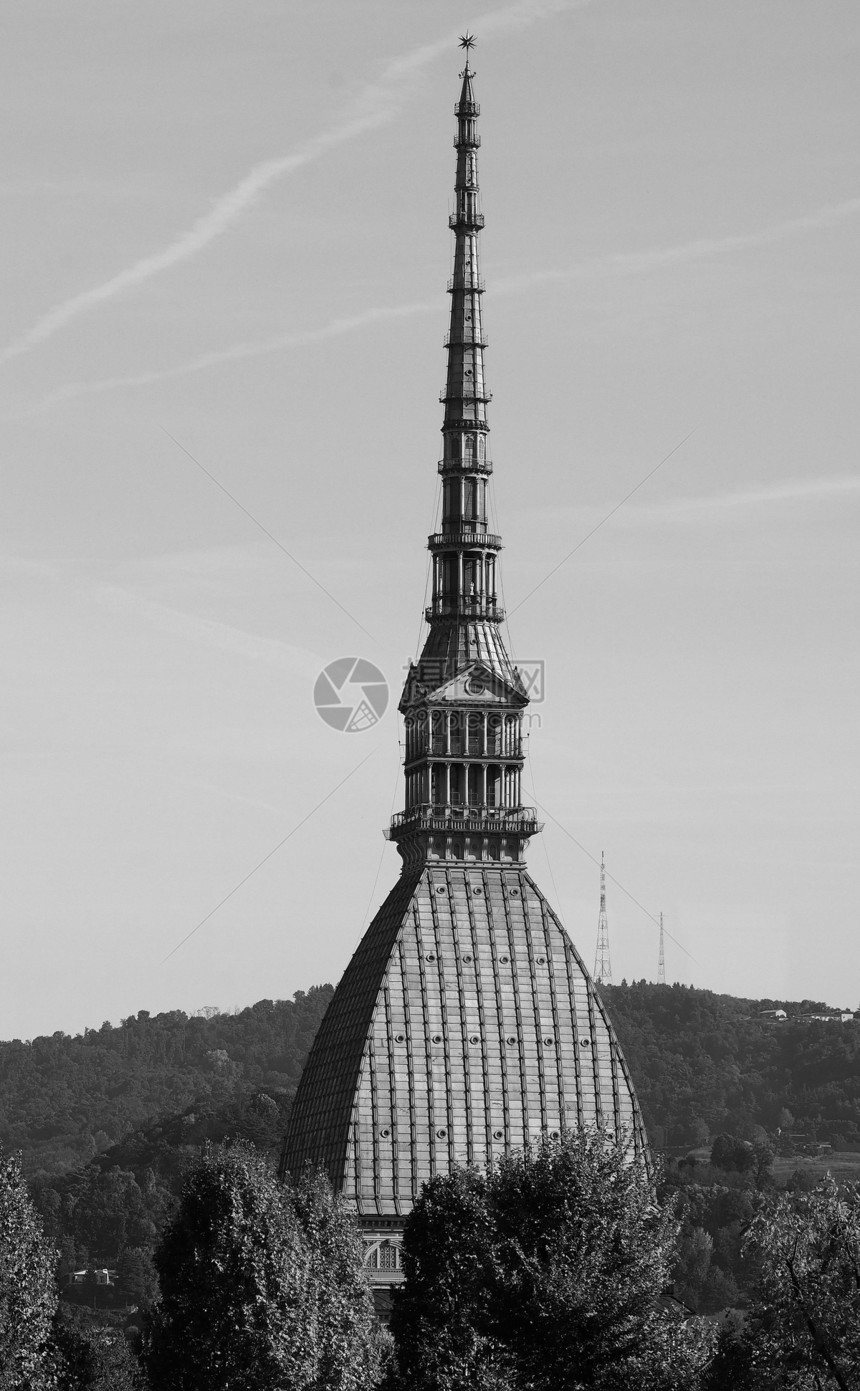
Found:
[390,38,541,869]
[657,911,666,985]
[280,45,649,1287]
[593,852,613,985]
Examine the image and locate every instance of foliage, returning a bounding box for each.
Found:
[0,1146,58,1390]
[387,1129,714,1391]
[5,980,860,1331]
[52,1309,144,1391]
[0,988,333,1180]
[723,1177,860,1390]
[147,1142,379,1391]
[603,982,860,1150]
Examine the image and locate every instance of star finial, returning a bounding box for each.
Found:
[459,31,476,57]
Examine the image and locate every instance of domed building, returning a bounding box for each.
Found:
[280,39,647,1289]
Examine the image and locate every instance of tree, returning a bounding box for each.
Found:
[0,1146,58,1390]
[52,1312,144,1391]
[387,1129,714,1391]
[116,1246,159,1310]
[289,1166,382,1391]
[147,1141,379,1391]
[709,1134,754,1174]
[712,1177,860,1390]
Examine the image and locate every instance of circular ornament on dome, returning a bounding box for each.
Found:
[499,955,509,964]
[432,1034,442,1044]
[472,887,483,896]
[435,886,446,895]
[493,1129,504,1140]
[425,952,436,962]
[462,953,473,963]
[506,1036,516,1047]
[380,1127,391,1138]
[469,1034,479,1045]
[543,1037,554,1047]
[579,1037,591,1048]
[394,1033,405,1043]
[537,956,546,964]
[508,888,520,897]
[436,1128,447,1139]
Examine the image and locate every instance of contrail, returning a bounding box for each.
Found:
[494,194,860,293]
[0,0,584,367]
[4,300,439,418]
[8,190,859,423]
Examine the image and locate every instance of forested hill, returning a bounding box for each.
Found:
[602,981,860,1151]
[2,980,858,1185]
[0,987,334,1179]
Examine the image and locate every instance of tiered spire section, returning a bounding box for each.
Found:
[389,45,541,869]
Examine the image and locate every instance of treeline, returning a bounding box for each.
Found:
[5,980,860,1327]
[5,982,859,1184]
[601,981,860,1150]
[0,988,334,1178]
[5,1136,860,1390]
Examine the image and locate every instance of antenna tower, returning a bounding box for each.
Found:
[593,852,612,985]
[657,912,666,985]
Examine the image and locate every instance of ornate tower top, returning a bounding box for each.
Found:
[389,39,541,870]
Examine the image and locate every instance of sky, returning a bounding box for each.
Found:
[1,0,858,1040]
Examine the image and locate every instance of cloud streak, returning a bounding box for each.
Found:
[540,475,860,533]
[0,0,583,367]
[9,189,860,423]
[494,195,860,293]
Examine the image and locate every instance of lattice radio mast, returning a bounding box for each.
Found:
[593,852,612,985]
[657,912,666,985]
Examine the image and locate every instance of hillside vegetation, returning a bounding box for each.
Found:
[2,980,858,1322]
[602,981,860,1151]
[0,987,333,1179]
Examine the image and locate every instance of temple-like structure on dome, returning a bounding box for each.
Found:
[280,42,647,1287]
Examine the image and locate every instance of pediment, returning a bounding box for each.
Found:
[426,661,527,706]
